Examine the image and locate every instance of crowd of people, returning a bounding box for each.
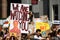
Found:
[0,12,60,40]
[0,26,60,40]
[0,24,60,40]
[46,24,60,40]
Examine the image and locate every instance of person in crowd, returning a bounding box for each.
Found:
[34,29,45,40]
[34,29,42,40]
[3,30,7,40]
[46,37,50,40]
[6,31,10,40]
[29,22,35,34]
[28,22,35,40]
[49,29,60,40]
[28,29,45,40]
[46,33,52,40]
[0,26,3,40]
[29,11,33,23]
[0,31,3,40]
[28,12,34,40]
[56,29,60,40]
[21,33,27,40]
[51,25,57,36]
[47,24,58,40]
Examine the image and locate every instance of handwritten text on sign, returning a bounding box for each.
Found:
[10,3,30,31]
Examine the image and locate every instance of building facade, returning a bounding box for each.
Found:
[49,0,60,21]
[1,0,60,21]
[21,0,60,21]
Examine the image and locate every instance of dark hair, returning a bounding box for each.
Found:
[51,24,57,31]
[36,29,41,33]
[57,29,60,34]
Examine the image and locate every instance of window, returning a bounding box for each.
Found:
[43,0,50,20]
[53,5,58,20]
[29,5,32,11]
[33,12,39,18]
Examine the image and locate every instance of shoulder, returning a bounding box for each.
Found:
[34,35,42,39]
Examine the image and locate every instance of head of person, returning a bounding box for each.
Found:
[57,29,60,38]
[31,22,34,24]
[29,11,33,15]
[36,29,41,36]
[13,20,18,27]
[57,29,60,35]
[51,25,57,31]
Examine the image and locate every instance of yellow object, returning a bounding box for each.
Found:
[10,32,17,37]
[36,22,50,31]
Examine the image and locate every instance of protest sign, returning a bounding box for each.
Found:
[9,3,30,37]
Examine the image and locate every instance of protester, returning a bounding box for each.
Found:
[21,33,27,40]
[29,11,33,23]
[34,29,45,40]
[56,29,60,40]
[27,29,45,40]
[47,24,58,40]
[0,25,3,36]
[28,22,35,40]
[29,22,35,34]
[0,26,3,40]
[3,30,8,40]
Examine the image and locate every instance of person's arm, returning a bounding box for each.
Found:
[30,33,36,36]
[40,34,42,37]
[27,33,36,39]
